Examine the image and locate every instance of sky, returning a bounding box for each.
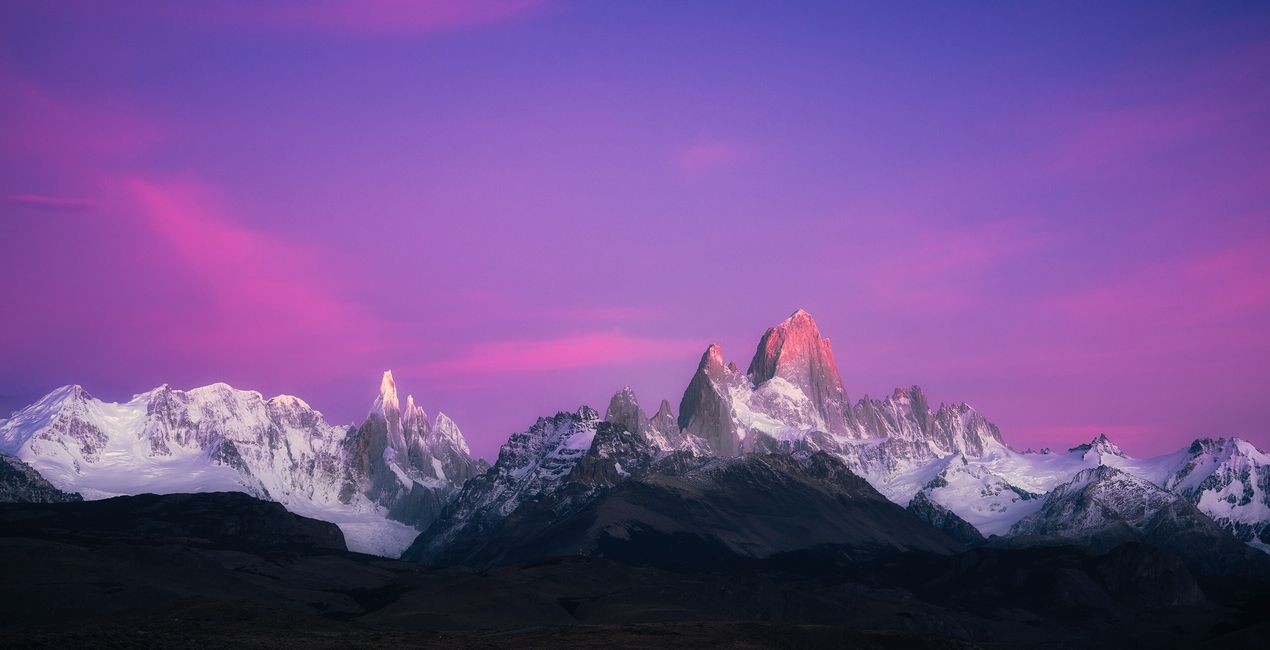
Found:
[2,1,1268,461]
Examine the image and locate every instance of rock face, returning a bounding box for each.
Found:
[1011,466,1187,543]
[343,372,485,530]
[405,404,962,567]
[606,387,705,455]
[667,310,1270,556]
[678,344,750,455]
[746,309,853,436]
[907,490,984,545]
[406,378,963,568]
[0,371,479,556]
[673,310,1011,518]
[403,406,650,565]
[1008,465,1270,577]
[0,454,81,503]
[1154,437,1270,548]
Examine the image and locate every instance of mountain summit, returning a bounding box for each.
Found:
[747,309,852,435]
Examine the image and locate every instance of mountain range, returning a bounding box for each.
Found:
[0,371,482,555]
[2,309,1267,563]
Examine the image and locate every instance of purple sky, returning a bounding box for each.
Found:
[2,1,1268,461]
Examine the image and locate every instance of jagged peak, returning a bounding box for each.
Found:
[1049,463,1125,497]
[762,309,828,350]
[432,412,469,454]
[131,384,171,400]
[403,394,429,432]
[746,308,845,392]
[433,411,457,430]
[1187,437,1268,462]
[379,370,398,402]
[1065,463,1153,491]
[604,387,645,435]
[13,385,94,415]
[368,369,401,420]
[1068,433,1125,458]
[700,343,725,369]
[576,405,600,421]
[888,385,927,403]
[612,386,639,405]
[654,399,674,420]
[55,384,91,401]
[267,394,313,411]
[781,307,818,329]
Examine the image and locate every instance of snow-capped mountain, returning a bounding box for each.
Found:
[0,371,479,556]
[1124,437,1270,550]
[3,308,1267,564]
[1006,465,1269,577]
[1010,465,1192,544]
[671,309,1270,554]
[405,393,961,568]
[678,309,858,455]
[404,405,650,564]
[396,308,1270,563]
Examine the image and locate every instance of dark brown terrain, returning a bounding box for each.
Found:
[1,493,1268,648]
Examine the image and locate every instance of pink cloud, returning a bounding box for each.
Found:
[240,0,545,36]
[125,178,385,364]
[413,332,701,375]
[1049,103,1244,175]
[561,306,666,322]
[1044,40,1270,177]
[1044,236,1270,334]
[857,219,1049,313]
[0,59,163,194]
[675,141,743,174]
[7,194,101,211]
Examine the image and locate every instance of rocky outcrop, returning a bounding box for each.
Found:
[0,454,81,503]
[1067,433,1125,463]
[406,429,963,568]
[746,309,853,435]
[678,344,748,455]
[344,371,484,530]
[907,489,985,545]
[404,406,615,565]
[1155,437,1270,547]
[606,387,705,454]
[1008,466,1270,577]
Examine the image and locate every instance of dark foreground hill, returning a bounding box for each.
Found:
[1,492,1268,648]
[405,447,962,568]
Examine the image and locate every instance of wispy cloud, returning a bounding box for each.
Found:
[126,177,385,361]
[0,60,161,178]
[1042,235,1270,347]
[233,0,545,36]
[1044,39,1270,178]
[857,220,1050,313]
[413,332,701,375]
[7,194,101,211]
[675,141,743,174]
